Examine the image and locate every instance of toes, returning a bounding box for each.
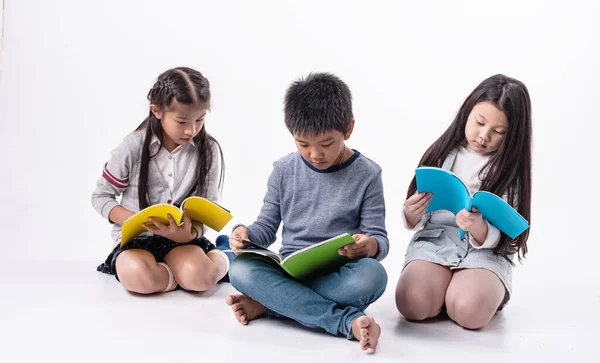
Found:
[357,316,370,329]
[360,327,369,338]
[226,295,243,306]
[235,310,247,323]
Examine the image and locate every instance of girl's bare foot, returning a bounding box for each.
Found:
[225,294,265,325]
[351,315,381,354]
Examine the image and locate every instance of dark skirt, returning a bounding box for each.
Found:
[97,235,216,279]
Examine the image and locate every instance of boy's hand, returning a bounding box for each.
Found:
[338,234,378,259]
[230,226,251,253]
[404,192,433,228]
[143,211,197,243]
[455,208,488,244]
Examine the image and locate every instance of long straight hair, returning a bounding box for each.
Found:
[134,67,224,209]
[407,74,532,264]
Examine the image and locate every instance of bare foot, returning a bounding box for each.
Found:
[351,315,381,353]
[225,294,265,325]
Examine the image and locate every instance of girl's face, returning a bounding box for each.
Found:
[465,102,508,155]
[151,101,206,152]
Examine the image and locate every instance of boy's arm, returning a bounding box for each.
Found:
[360,170,389,261]
[91,140,133,224]
[237,166,282,248]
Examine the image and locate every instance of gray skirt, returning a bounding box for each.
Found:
[403,223,513,307]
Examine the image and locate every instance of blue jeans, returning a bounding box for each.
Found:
[229,252,388,339]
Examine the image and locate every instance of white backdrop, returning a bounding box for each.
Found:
[0,0,598,286]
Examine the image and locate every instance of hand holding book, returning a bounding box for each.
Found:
[403,192,433,229]
[230,226,252,253]
[142,210,198,244]
[414,167,529,240]
[337,234,378,259]
[455,208,488,244]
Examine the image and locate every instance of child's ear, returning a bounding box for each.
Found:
[150,104,163,120]
[344,120,355,140]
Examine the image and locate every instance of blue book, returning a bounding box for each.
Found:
[415,167,529,240]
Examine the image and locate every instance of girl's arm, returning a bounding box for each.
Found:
[465,190,511,249]
[91,139,134,224]
[468,221,501,249]
[108,205,136,225]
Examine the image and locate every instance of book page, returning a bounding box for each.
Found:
[415,167,471,215]
[120,204,183,246]
[181,197,233,232]
[227,248,282,263]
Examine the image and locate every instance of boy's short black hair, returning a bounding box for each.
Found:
[284,72,353,136]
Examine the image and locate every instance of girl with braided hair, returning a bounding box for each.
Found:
[92,67,232,294]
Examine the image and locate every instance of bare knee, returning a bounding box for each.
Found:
[116,255,162,294]
[174,261,217,292]
[395,278,442,321]
[446,293,497,330]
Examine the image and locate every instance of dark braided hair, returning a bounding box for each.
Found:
[134,67,224,210]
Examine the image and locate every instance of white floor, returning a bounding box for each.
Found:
[1,241,598,363]
[2,1,599,361]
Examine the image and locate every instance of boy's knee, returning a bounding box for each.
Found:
[228,254,260,290]
[340,259,388,304]
[352,258,388,290]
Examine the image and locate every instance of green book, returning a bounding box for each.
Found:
[230,233,355,281]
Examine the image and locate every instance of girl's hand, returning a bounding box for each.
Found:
[338,234,378,259]
[403,192,433,228]
[143,211,197,243]
[455,208,488,244]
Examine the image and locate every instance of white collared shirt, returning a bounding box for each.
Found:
[92,130,223,246]
[149,135,195,193]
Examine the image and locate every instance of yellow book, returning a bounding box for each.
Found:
[120,197,233,247]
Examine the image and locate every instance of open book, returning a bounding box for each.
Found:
[415,167,529,239]
[120,196,233,247]
[230,233,356,281]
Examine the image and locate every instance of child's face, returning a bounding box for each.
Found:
[151,101,207,152]
[294,129,351,170]
[465,102,508,155]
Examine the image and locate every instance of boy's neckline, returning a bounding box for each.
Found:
[300,149,361,173]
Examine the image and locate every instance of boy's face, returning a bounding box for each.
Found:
[294,125,353,170]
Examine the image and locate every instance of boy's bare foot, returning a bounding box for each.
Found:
[351,315,381,354]
[225,294,265,325]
